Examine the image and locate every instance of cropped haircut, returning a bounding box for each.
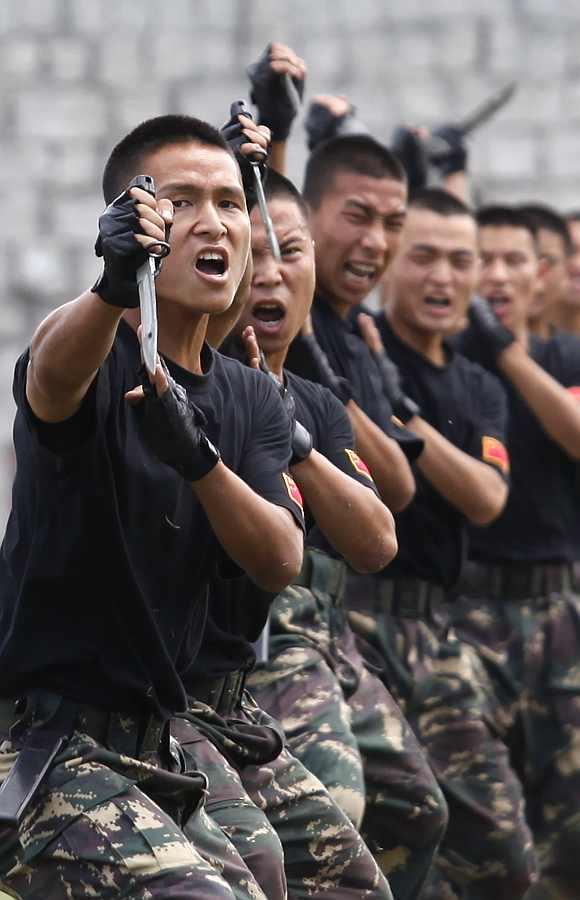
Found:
[519,203,572,255]
[567,210,580,223]
[102,114,231,204]
[409,187,474,219]
[264,169,309,220]
[303,134,406,210]
[476,205,538,243]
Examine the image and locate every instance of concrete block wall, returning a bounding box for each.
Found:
[0,0,575,521]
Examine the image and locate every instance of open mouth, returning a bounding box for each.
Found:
[250,301,287,333]
[344,262,377,283]
[195,250,227,278]
[487,295,510,316]
[424,296,451,309]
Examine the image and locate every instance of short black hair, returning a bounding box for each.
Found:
[566,210,580,223]
[263,169,309,220]
[303,134,406,210]
[519,203,572,255]
[409,187,474,218]
[102,114,231,204]
[476,205,537,242]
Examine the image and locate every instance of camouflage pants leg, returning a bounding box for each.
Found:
[348,584,537,900]
[455,578,580,900]
[0,731,236,899]
[340,625,449,900]
[239,741,394,899]
[172,717,285,900]
[248,643,366,828]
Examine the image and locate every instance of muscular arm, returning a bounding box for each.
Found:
[498,342,580,460]
[347,401,416,512]
[291,448,397,573]
[408,416,508,525]
[193,462,303,592]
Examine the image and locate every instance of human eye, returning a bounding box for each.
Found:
[280,243,302,257]
[172,199,192,210]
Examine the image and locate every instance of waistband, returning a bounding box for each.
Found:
[460,560,573,600]
[348,572,446,620]
[187,669,247,718]
[293,548,347,598]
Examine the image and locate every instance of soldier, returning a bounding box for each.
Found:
[553,210,580,336]
[455,204,580,899]
[519,204,571,339]
[268,138,450,900]
[0,113,304,898]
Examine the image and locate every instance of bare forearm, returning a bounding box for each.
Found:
[27,290,124,422]
[410,416,507,524]
[291,449,397,573]
[499,342,580,459]
[347,401,415,511]
[269,141,288,176]
[193,461,303,591]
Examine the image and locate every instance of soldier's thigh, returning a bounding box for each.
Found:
[2,783,235,900]
[249,645,365,828]
[240,746,393,899]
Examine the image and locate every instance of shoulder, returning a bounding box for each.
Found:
[538,333,580,381]
[452,350,506,405]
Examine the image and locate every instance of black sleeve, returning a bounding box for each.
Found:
[239,370,306,530]
[547,335,580,392]
[466,366,510,482]
[316,386,379,494]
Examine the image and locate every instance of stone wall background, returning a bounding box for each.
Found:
[0,0,577,520]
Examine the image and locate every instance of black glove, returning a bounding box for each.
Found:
[305,101,369,152]
[372,348,420,424]
[288,333,353,406]
[428,125,468,178]
[468,296,515,365]
[257,351,313,465]
[391,127,429,194]
[221,99,268,210]
[92,187,150,308]
[246,44,304,141]
[133,362,220,482]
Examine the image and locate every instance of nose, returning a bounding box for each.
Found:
[429,256,453,285]
[192,200,227,240]
[253,250,282,288]
[484,256,509,284]
[359,221,389,258]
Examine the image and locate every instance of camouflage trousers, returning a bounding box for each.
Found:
[175,689,394,899]
[347,571,538,900]
[0,722,248,899]
[454,560,580,900]
[247,549,448,900]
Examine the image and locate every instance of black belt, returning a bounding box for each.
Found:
[348,573,446,620]
[293,548,347,597]
[188,669,247,718]
[462,561,573,600]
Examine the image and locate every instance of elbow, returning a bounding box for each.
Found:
[388,477,416,513]
[251,533,304,593]
[467,484,508,527]
[347,513,398,574]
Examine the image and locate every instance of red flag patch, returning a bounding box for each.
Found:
[282,472,304,511]
[568,386,580,400]
[482,436,510,476]
[345,449,373,481]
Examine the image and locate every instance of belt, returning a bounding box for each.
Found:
[188,669,247,718]
[349,573,446,620]
[462,560,573,600]
[293,548,347,598]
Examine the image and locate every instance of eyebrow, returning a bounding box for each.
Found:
[344,199,406,221]
[162,180,245,198]
[411,243,474,256]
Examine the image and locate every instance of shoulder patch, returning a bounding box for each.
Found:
[568,386,580,400]
[282,472,304,511]
[345,449,373,481]
[482,435,510,475]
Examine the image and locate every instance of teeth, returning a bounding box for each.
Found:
[199,251,224,262]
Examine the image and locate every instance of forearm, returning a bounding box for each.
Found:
[269,141,288,175]
[27,290,124,422]
[442,171,469,204]
[291,449,397,573]
[499,342,580,459]
[410,416,508,524]
[347,401,416,512]
[193,461,303,591]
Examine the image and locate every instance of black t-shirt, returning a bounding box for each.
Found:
[0,320,300,715]
[184,368,378,679]
[457,329,580,562]
[284,293,423,459]
[376,313,510,587]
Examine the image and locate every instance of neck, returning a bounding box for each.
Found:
[553,303,580,336]
[512,320,529,347]
[528,315,552,340]
[387,311,446,366]
[316,283,352,320]
[265,346,288,384]
[124,304,209,374]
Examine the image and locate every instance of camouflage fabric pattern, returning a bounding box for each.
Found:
[248,549,448,900]
[454,564,580,900]
[172,713,286,900]
[0,730,239,899]
[347,573,538,900]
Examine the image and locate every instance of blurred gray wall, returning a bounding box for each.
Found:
[0,0,577,520]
